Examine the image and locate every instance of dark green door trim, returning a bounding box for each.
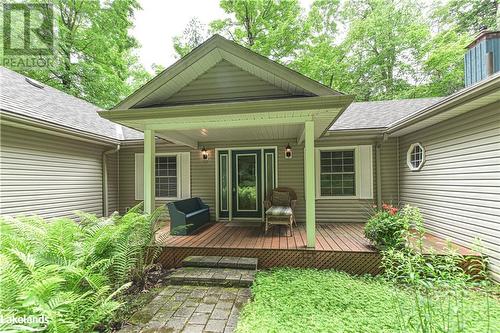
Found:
[263,148,277,199]
[218,150,229,218]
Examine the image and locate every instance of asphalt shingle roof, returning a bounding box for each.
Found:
[1,67,444,138]
[0,67,143,140]
[330,97,445,131]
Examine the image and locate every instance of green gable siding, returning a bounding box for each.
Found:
[163,60,296,106]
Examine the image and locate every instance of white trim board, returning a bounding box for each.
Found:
[134,152,191,201]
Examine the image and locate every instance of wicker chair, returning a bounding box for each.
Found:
[263,187,297,236]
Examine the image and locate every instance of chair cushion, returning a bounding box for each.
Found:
[266,206,293,216]
[272,191,290,206]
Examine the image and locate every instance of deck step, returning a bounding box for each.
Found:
[169,266,256,287]
[182,255,258,270]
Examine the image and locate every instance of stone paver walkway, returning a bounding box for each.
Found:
[119,284,251,333]
[170,267,256,287]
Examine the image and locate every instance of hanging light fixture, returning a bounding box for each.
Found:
[201,146,208,160]
[285,143,292,159]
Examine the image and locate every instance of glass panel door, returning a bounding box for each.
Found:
[231,150,262,218]
[217,148,275,220]
[237,154,257,211]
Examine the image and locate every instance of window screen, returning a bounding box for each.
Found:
[155,156,177,198]
[320,150,355,196]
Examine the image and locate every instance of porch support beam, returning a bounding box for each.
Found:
[143,116,313,131]
[304,120,316,248]
[144,129,156,214]
[155,131,198,149]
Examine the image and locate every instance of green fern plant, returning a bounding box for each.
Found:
[0,204,164,332]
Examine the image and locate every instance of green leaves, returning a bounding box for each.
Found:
[237,268,500,333]
[364,204,419,249]
[172,0,497,102]
[213,0,308,62]
[173,17,209,58]
[437,0,499,34]
[0,206,164,332]
[373,204,496,333]
[2,0,151,109]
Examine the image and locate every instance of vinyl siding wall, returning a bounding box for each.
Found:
[0,125,118,220]
[119,138,399,224]
[398,103,500,280]
[315,137,399,223]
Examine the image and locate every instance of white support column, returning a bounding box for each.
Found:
[304,120,316,248]
[144,129,156,214]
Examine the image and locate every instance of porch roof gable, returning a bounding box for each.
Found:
[112,34,342,110]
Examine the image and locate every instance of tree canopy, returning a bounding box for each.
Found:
[2,0,150,109]
[173,0,500,101]
[4,0,499,107]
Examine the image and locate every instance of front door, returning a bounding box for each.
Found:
[217,148,276,220]
[231,150,262,218]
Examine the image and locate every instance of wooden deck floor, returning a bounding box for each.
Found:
[157,222,477,256]
[155,222,480,274]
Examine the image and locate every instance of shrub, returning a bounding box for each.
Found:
[381,248,494,333]
[374,205,494,333]
[381,247,476,287]
[0,204,164,332]
[364,203,423,249]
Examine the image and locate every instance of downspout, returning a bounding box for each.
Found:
[103,144,120,217]
[396,136,400,203]
[375,142,382,207]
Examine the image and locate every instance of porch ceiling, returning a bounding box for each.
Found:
[157,123,303,143]
[99,95,354,148]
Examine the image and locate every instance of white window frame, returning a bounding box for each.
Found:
[406,143,425,171]
[135,152,190,201]
[315,145,373,200]
[154,153,181,200]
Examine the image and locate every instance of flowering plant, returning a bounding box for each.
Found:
[382,203,399,215]
[364,203,422,250]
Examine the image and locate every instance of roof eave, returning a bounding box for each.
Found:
[1,110,120,145]
[100,95,354,124]
[325,128,386,135]
[386,73,500,136]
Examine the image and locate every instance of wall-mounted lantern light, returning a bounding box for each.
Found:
[285,143,292,159]
[201,146,208,160]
